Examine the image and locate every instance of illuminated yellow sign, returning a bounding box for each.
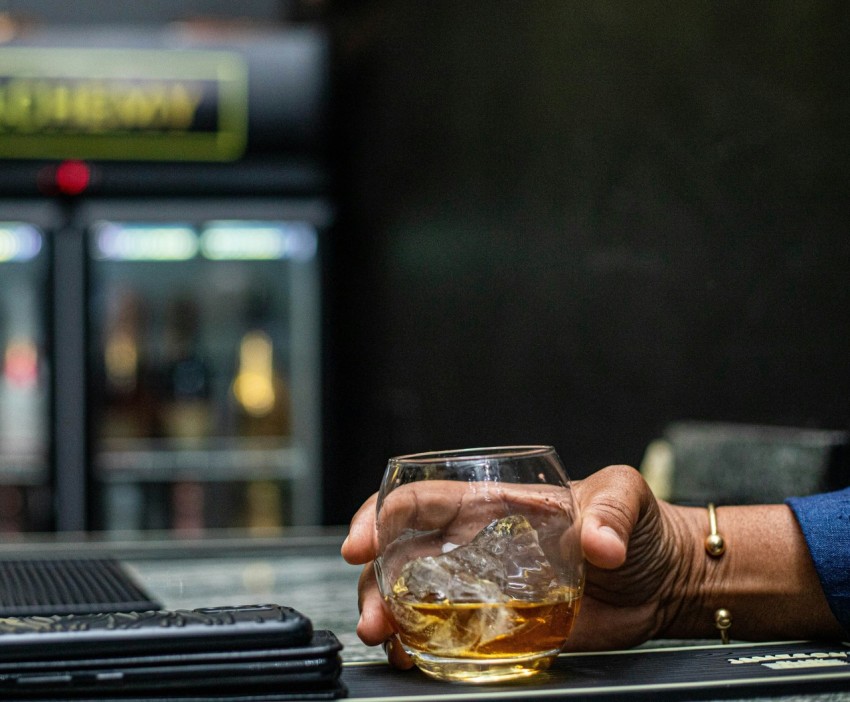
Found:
[0,47,248,161]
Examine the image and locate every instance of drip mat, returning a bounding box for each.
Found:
[0,557,161,617]
[342,640,850,701]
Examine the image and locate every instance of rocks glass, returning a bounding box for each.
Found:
[374,446,584,683]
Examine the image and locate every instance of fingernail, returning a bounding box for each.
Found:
[598,525,623,545]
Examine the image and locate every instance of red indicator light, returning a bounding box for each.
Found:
[55,160,91,195]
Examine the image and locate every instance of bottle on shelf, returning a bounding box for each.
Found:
[230,290,291,439]
[159,295,213,443]
[244,479,284,535]
[229,289,292,530]
[97,289,161,532]
[0,486,24,533]
[99,289,158,440]
[158,295,213,533]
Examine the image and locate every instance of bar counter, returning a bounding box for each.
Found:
[1,530,848,701]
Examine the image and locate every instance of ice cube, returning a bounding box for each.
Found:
[392,514,557,604]
[470,514,558,599]
[392,551,508,603]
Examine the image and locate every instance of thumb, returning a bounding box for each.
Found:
[574,464,648,570]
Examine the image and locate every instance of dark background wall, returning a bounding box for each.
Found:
[321,1,850,523]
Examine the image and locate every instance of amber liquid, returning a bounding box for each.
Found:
[387,585,581,660]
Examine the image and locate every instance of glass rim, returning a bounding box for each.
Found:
[389,445,556,464]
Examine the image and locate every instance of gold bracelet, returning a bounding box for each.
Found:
[705,503,731,644]
[714,608,732,645]
[704,502,725,557]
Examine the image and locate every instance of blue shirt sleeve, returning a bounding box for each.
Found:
[786,487,850,636]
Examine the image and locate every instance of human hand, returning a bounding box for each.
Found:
[341,464,696,665]
[562,464,694,650]
[341,490,415,668]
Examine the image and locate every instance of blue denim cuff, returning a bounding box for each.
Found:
[786,488,850,637]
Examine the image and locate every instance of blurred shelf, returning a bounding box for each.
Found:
[0,455,47,485]
[94,436,307,483]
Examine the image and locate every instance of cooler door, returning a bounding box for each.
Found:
[80,199,326,533]
[0,203,56,532]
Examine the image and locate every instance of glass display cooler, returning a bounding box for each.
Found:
[0,203,57,532]
[79,200,326,534]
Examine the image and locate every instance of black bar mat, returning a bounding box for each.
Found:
[0,691,345,702]
[0,558,161,617]
[342,640,850,701]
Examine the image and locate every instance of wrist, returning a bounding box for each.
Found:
[658,502,845,641]
[655,502,716,639]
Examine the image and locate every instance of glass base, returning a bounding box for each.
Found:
[409,649,560,683]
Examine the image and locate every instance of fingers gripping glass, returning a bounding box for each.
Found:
[374,446,585,683]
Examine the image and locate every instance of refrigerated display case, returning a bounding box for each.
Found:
[79,200,326,533]
[0,203,57,532]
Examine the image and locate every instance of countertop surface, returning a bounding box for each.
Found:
[1,530,848,701]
